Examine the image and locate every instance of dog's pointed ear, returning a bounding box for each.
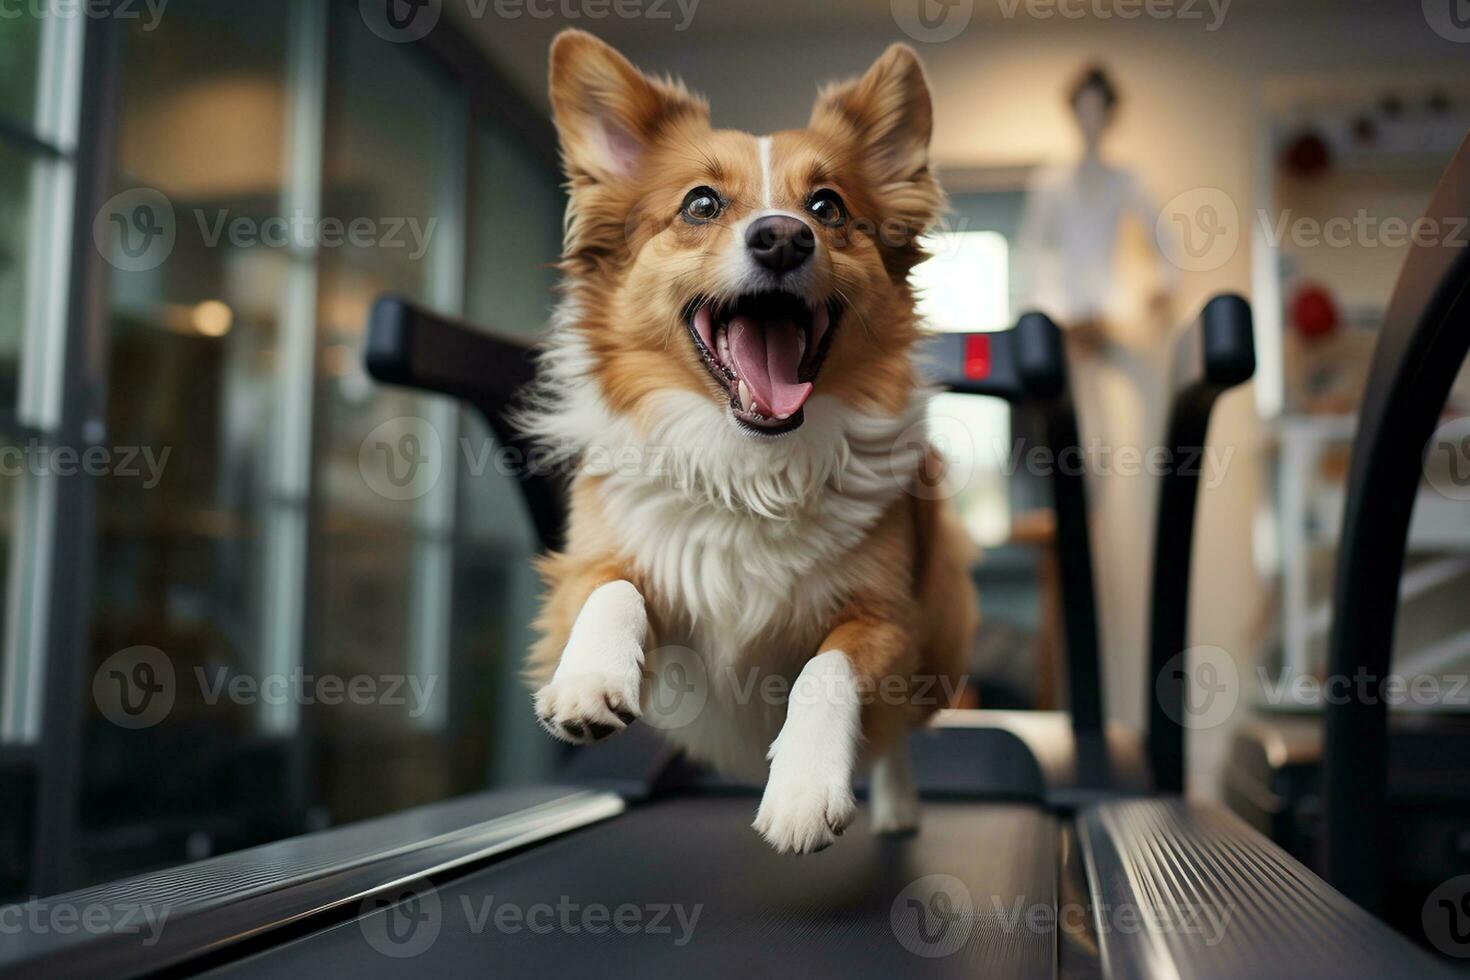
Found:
[549,30,708,184]
[810,44,934,189]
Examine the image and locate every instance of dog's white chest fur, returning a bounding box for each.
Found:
[524,329,926,777]
[597,391,923,775]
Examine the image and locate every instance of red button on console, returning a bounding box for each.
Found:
[963,334,991,380]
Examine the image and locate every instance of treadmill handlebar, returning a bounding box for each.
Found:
[365,294,537,410]
[1168,293,1255,392]
[922,313,1107,751]
[918,311,1066,403]
[1147,294,1256,795]
[364,295,568,551]
[1323,133,1470,911]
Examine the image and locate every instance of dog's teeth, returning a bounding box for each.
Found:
[797,330,807,360]
[738,380,754,414]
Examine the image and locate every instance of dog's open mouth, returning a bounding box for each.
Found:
[684,291,841,434]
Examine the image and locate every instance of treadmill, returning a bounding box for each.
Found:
[6,137,1469,976]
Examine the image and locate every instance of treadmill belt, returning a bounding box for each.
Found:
[203,797,1058,978]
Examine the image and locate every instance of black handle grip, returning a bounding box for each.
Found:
[1147,293,1256,794]
[364,295,568,552]
[918,312,1065,401]
[1323,134,1470,912]
[922,313,1106,764]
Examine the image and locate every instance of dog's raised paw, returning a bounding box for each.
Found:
[753,772,855,854]
[534,672,641,746]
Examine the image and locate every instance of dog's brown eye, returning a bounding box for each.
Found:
[681,187,723,223]
[807,189,847,227]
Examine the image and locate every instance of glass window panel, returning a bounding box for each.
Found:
[465,122,562,338]
[0,141,32,411]
[0,10,41,131]
[0,455,13,725]
[456,119,564,786]
[309,10,466,823]
[82,1,297,889]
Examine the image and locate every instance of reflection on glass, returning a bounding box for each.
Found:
[459,119,564,786]
[0,460,12,734]
[0,141,33,412]
[0,12,41,130]
[84,2,297,888]
[310,9,463,822]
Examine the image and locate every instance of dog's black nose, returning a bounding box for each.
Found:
[745,215,815,274]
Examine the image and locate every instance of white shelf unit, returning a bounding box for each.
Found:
[1277,413,1470,683]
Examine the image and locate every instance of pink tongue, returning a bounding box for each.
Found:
[728,316,813,419]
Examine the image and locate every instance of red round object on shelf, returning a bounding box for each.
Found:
[1290,283,1339,339]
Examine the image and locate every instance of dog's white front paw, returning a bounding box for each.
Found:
[535,581,646,746]
[753,757,856,854]
[753,650,860,854]
[534,668,641,745]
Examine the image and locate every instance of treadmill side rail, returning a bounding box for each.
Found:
[1077,798,1456,980]
[0,787,625,980]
